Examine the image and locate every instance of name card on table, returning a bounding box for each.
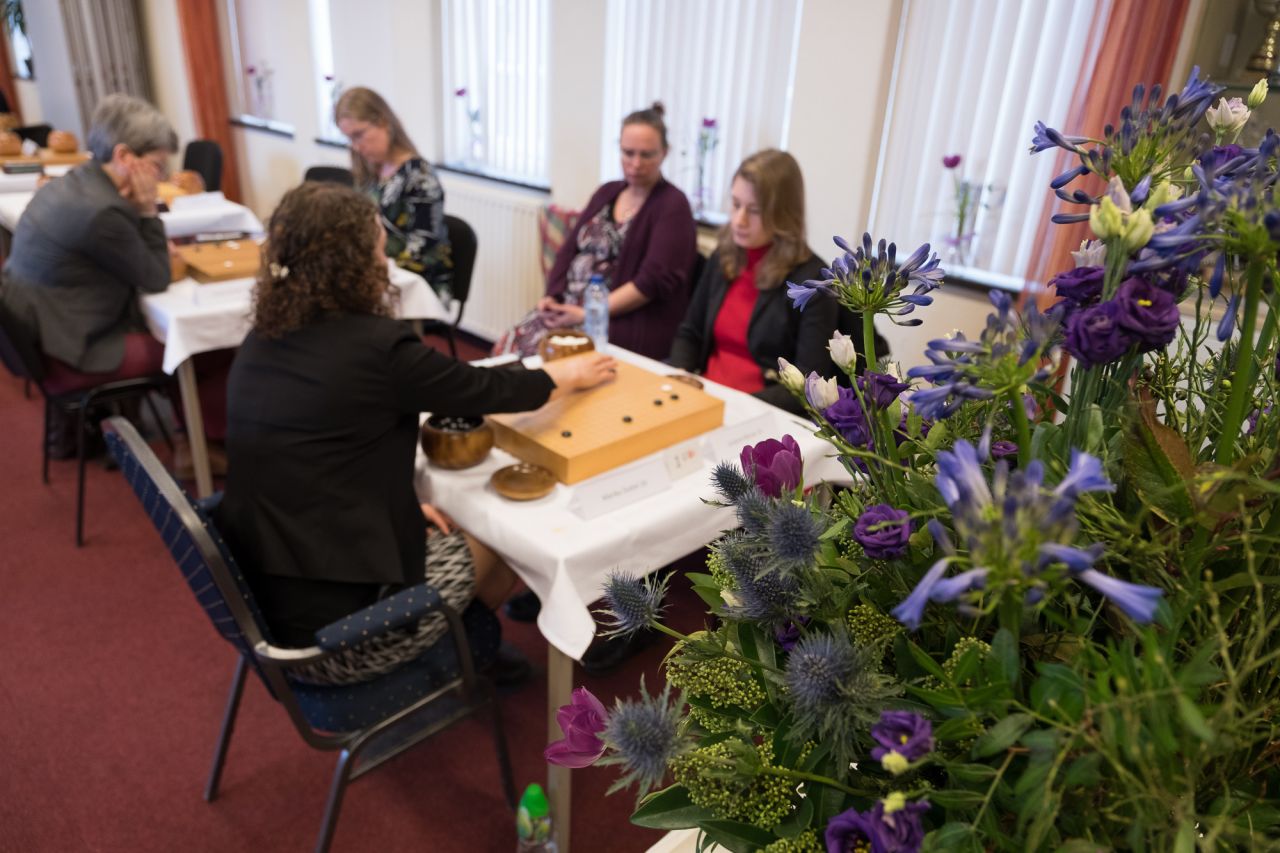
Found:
[568,457,670,521]
[708,412,782,465]
[663,437,708,481]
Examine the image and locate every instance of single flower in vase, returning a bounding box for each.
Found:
[694,117,719,215]
[942,153,981,266]
[455,86,483,163]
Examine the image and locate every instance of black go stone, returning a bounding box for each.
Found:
[653,399,663,406]
[622,416,633,423]
[561,430,572,438]
[670,393,679,400]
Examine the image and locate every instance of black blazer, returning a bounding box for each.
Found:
[0,160,169,372]
[668,249,843,413]
[216,314,555,644]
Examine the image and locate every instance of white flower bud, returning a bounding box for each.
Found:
[777,357,804,393]
[828,330,857,371]
[1206,96,1250,135]
[804,372,840,410]
[1070,239,1107,268]
[1123,208,1155,251]
[1248,78,1268,110]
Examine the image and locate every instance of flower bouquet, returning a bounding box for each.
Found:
[548,68,1280,852]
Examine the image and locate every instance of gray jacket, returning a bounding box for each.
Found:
[0,160,169,372]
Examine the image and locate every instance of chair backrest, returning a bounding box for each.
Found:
[15,124,52,148]
[182,139,223,193]
[303,165,354,187]
[0,298,44,384]
[444,214,477,309]
[537,203,579,276]
[101,417,274,661]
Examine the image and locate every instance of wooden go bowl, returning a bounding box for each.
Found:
[420,415,494,469]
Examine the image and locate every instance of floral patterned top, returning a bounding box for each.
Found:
[374,157,452,299]
[562,203,631,306]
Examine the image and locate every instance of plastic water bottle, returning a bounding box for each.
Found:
[516,783,557,852]
[583,274,609,351]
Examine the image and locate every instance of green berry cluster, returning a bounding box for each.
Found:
[924,636,991,690]
[762,831,824,853]
[672,740,794,828]
[667,654,765,712]
[706,546,735,591]
[846,603,902,648]
[689,704,737,733]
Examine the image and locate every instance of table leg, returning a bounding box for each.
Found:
[547,646,575,853]
[177,359,213,498]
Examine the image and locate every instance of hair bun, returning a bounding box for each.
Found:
[650,101,665,117]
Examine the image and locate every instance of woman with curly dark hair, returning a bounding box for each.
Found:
[216,182,615,684]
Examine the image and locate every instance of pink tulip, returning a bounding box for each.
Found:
[740,435,803,498]
[545,687,608,768]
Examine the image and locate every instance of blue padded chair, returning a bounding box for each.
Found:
[101,417,516,853]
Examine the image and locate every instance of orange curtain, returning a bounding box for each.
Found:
[0,24,21,122]
[175,0,243,203]
[1022,0,1194,307]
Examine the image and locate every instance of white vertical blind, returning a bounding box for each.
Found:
[598,0,804,218]
[440,0,549,185]
[60,0,151,130]
[868,0,1111,283]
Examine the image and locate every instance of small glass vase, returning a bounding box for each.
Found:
[943,232,976,269]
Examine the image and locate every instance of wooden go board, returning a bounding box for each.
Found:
[489,359,725,484]
[176,240,261,282]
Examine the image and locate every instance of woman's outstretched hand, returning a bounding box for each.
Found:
[542,352,618,395]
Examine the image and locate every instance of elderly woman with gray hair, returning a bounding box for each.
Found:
[0,94,197,459]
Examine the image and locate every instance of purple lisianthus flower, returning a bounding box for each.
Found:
[701,117,717,129]
[454,87,468,97]
[824,386,874,449]
[1048,265,1105,305]
[246,65,257,75]
[1199,143,1244,172]
[825,799,930,853]
[859,371,910,409]
[870,711,934,762]
[942,154,962,169]
[990,440,1019,461]
[1064,301,1135,369]
[740,435,803,498]
[854,504,912,559]
[545,687,608,768]
[1112,277,1181,350]
[775,616,810,651]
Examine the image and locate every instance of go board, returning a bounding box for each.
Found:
[488,359,725,484]
[176,240,261,282]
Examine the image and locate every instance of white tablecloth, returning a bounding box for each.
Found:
[416,349,846,661]
[0,189,264,237]
[141,260,448,373]
[0,164,70,194]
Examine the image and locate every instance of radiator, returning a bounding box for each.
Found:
[439,173,548,343]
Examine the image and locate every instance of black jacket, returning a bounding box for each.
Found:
[0,160,170,372]
[216,314,555,644]
[669,249,868,414]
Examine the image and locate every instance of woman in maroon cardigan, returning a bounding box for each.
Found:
[497,103,697,361]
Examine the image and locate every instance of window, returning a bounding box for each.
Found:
[598,0,804,220]
[4,0,32,81]
[440,0,550,186]
[223,0,295,131]
[868,0,1110,284]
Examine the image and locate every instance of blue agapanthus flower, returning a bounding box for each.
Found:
[892,440,1163,629]
[906,290,1059,420]
[788,233,942,327]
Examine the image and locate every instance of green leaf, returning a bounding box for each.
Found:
[1174,820,1196,853]
[630,785,716,829]
[735,622,759,664]
[1058,841,1108,853]
[972,713,1034,759]
[988,628,1019,687]
[947,762,1000,784]
[1176,695,1214,743]
[926,788,987,809]
[1122,395,1195,523]
[819,515,851,541]
[1030,663,1085,723]
[922,822,981,852]
[749,702,782,728]
[698,819,772,853]
[1062,752,1101,789]
[692,585,725,609]
[684,572,720,587]
[906,640,947,679]
[772,795,814,838]
[933,714,984,742]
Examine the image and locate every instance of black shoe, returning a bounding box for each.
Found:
[482,641,533,689]
[504,590,542,623]
[580,630,656,678]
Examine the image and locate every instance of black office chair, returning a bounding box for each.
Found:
[102,416,515,853]
[421,214,477,357]
[14,123,52,148]
[182,140,223,193]
[0,303,174,546]
[304,165,355,187]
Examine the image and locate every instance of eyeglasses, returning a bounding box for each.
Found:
[133,149,170,180]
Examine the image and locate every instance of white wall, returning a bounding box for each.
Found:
[22,0,82,136]
[131,0,1008,361]
[138,0,196,172]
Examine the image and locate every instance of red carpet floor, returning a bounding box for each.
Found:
[0,336,708,852]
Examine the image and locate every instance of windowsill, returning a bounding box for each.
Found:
[436,162,550,193]
[230,114,295,139]
[314,135,349,150]
[943,264,1026,294]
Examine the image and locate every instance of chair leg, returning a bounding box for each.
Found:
[488,687,517,810]
[41,398,50,484]
[75,405,87,547]
[446,326,458,358]
[205,656,249,802]
[315,749,355,853]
